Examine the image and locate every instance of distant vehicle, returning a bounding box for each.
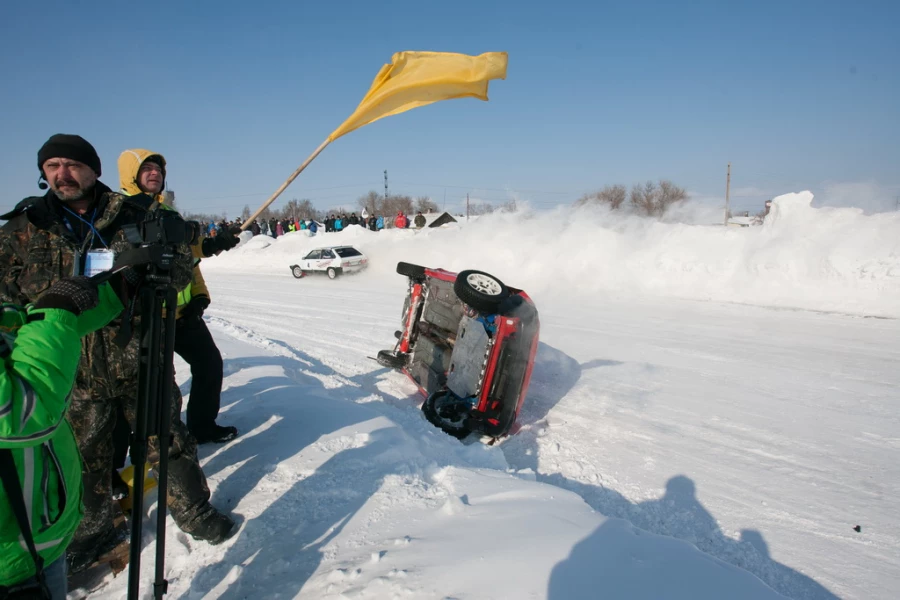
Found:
[290,246,369,279]
[376,262,540,440]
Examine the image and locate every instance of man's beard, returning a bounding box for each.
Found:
[53,179,90,201]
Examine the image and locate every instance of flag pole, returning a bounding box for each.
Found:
[240,138,331,230]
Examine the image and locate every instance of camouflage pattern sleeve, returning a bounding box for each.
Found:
[0,222,27,304]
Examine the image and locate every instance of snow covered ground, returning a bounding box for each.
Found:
[80,193,899,599]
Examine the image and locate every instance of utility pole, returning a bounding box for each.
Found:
[384,170,389,202]
[724,162,731,226]
[466,193,470,221]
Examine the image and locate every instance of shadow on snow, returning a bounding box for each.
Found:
[508,350,837,600]
[182,350,402,599]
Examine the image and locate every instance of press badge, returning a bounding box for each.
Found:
[84,249,115,277]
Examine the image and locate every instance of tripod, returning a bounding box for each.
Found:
[127,270,178,600]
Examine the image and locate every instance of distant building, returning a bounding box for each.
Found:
[424,212,458,228]
[727,213,764,227]
[727,216,754,227]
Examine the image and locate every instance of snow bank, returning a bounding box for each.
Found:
[86,331,785,600]
[205,192,900,317]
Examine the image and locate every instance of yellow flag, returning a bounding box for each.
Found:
[328,51,508,142]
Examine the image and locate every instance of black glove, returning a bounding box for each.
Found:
[34,276,99,316]
[201,231,240,257]
[179,296,210,321]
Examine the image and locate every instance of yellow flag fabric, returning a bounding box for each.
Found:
[328,51,508,142]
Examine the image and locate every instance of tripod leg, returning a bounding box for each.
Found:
[151,286,178,600]
[128,285,166,600]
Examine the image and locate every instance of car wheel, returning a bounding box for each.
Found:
[327,267,338,279]
[291,266,304,279]
[397,262,426,279]
[454,270,509,314]
[422,389,472,439]
[376,350,408,369]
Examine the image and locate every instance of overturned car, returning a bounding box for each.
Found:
[377,262,540,439]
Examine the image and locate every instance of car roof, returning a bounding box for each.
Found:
[312,245,360,250]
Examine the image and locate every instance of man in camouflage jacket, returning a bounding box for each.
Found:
[0,134,236,573]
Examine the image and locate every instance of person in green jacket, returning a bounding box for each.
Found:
[0,275,124,598]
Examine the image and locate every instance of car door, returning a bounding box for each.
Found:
[302,250,319,270]
[320,249,336,269]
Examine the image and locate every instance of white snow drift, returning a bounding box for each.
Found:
[78,190,899,599]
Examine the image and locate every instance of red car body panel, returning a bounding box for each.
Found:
[384,265,540,439]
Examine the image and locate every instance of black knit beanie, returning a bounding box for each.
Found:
[142,154,166,179]
[37,134,102,176]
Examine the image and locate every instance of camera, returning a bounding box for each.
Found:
[121,209,200,251]
[140,210,201,247]
[114,210,200,276]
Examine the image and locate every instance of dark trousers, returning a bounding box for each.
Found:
[68,386,211,547]
[111,316,224,468]
[173,316,224,435]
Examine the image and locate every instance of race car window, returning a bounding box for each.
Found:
[321,250,336,258]
[335,247,362,258]
[304,250,321,260]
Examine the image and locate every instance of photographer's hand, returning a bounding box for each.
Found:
[34,276,99,316]
[179,296,210,321]
[201,232,240,257]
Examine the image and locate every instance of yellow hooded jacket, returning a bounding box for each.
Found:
[118,148,210,317]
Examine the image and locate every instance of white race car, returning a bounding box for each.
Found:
[290,246,369,279]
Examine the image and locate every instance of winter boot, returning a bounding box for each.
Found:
[192,424,238,444]
[67,516,130,575]
[164,452,234,544]
[182,503,237,545]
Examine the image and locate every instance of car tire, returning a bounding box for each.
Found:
[376,350,408,369]
[291,266,304,279]
[397,262,426,279]
[422,390,472,439]
[454,270,509,314]
[327,267,338,279]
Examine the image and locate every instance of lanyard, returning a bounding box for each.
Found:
[62,206,109,249]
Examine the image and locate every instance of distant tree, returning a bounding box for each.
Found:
[384,194,414,216]
[629,181,658,217]
[498,199,519,213]
[415,196,439,213]
[296,199,317,220]
[241,204,252,221]
[182,211,219,223]
[629,180,688,217]
[575,185,627,210]
[574,181,688,217]
[257,206,274,222]
[282,198,301,220]
[657,180,688,212]
[357,190,382,215]
[468,202,496,216]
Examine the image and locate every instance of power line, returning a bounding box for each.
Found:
[392,180,578,195]
[182,173,785,216]
[188,182,379,202]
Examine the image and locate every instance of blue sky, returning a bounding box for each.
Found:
[2,0,898,217]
